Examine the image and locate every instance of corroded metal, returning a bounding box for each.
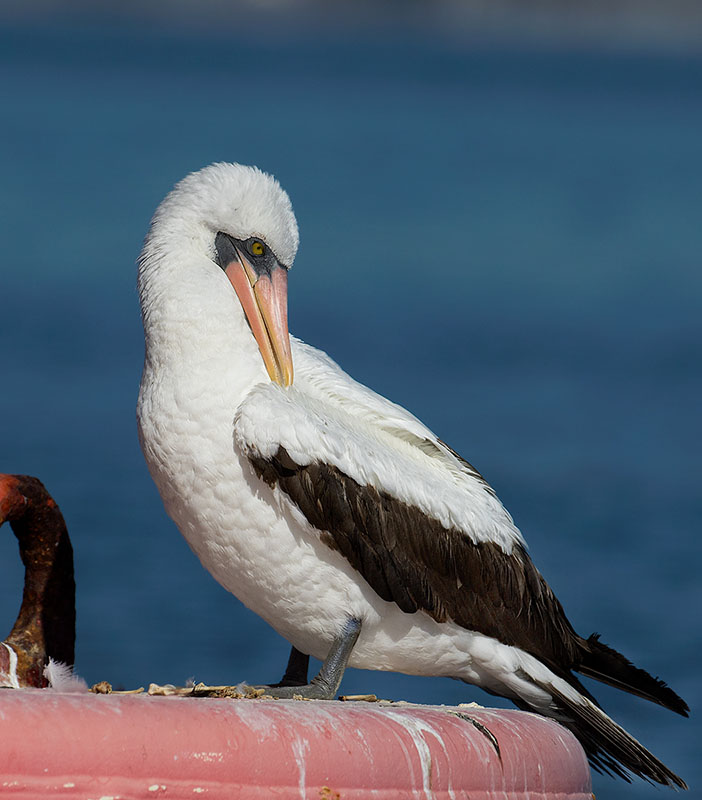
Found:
[0,474,75,687]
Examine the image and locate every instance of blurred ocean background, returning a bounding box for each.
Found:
[1,2,700,796]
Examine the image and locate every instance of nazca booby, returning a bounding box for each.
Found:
[137,162,687,787]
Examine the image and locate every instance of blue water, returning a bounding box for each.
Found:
[1,19,700,797]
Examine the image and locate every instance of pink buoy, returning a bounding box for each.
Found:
[0,690,592,799]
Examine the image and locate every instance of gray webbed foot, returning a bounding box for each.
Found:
[254,617,362,700]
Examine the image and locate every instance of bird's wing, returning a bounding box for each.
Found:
[234,339,581,669]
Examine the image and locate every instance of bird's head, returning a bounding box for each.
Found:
[139,162,298,387]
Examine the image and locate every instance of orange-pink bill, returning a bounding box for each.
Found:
[224,249,293,387]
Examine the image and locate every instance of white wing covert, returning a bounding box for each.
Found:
[234,339,524,553]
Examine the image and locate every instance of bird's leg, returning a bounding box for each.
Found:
[273,646,309,687]
[255,617,362,700]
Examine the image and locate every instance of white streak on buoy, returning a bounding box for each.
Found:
[291,735,310,799]
[383,712,441,800]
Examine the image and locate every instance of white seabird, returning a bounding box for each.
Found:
[137,162,687,787]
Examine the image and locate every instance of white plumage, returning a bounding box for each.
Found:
[138,164,525,688]
[136,162,687,788]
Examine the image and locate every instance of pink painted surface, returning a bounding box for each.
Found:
[0,689,592,799]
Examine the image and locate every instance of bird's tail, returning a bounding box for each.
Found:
[513,635,689,788]
[577,633,689,716]
[543,681,688,788]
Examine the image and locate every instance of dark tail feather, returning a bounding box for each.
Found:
[547,685,688,789]
[578,634,689,717]
[511,688,686,788]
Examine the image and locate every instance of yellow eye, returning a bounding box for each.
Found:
[250,240,265,257]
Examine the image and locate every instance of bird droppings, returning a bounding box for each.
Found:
[147,785,166,792]
[291,734,310,799]
[382,711,438,800]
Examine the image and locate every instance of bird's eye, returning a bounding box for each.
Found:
[250,240,265,257]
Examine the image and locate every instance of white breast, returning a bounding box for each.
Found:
[137,334,526,697]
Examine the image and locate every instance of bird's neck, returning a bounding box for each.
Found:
[139,255,269,403]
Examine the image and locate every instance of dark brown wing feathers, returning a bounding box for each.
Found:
[249,445,583,675]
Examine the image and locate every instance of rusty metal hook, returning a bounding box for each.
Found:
[0,474,75,687]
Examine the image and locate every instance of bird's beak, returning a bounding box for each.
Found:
[223,247,294,387]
